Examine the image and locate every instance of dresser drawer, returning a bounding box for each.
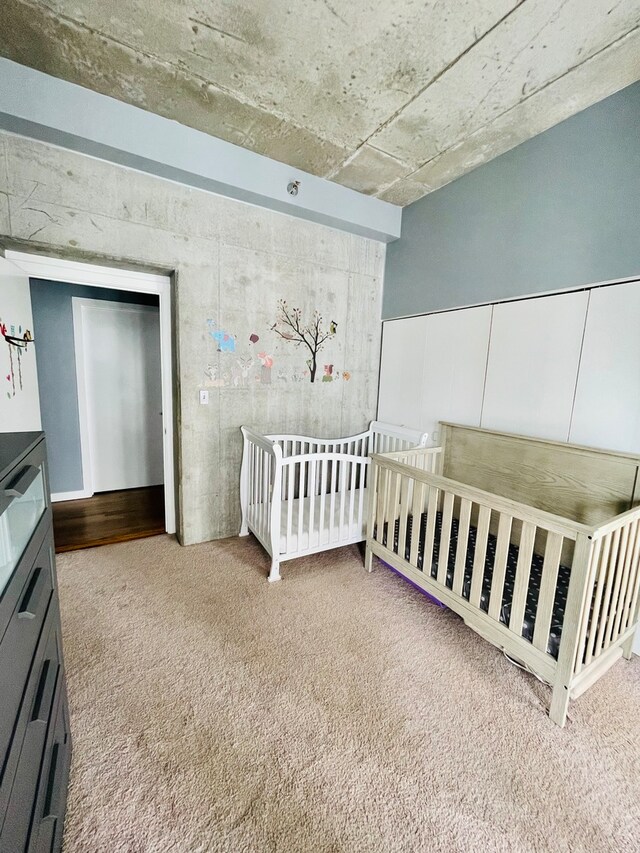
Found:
[27,687,71,853]
[0,439,49,608]
[0,670,64,853]
[0,529,55,776]
[0,600,62,824]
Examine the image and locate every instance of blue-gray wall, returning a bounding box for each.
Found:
[30,280,158,494]
[384,81,640,319]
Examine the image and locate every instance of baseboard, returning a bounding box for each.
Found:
[51,489,93,502]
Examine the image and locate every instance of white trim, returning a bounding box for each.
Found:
[51,489,92,503]
[8,250,176,535]
[71,298,95,500]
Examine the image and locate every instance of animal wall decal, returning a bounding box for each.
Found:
[270,300,336,383]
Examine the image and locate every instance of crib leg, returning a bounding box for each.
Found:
[268,559,281,583]
[239,519,249,537]
[549,682,570,727]
[364,543,373,573]
[622,632,636,660]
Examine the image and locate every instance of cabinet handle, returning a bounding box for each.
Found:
[3,464,39,498]
[43,743,61,819]
[0,465,40,516]
[18,565,47,619]
[31,658,58,723]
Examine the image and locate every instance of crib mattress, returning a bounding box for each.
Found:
[379,512,571,660]
[278,488,367,553]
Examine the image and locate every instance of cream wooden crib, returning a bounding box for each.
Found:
[365,423,640,727]
[240,422,428,582]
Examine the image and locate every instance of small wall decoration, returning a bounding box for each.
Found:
[202,311,351,391]
[1,320,35,399]
[270,300,336,383]
[207,319,236,353]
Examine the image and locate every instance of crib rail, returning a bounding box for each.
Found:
[267,429,371,460]
[367,453,591,681]
[239,427,282,555]
[280,452,370,557]
[571,504,640,685]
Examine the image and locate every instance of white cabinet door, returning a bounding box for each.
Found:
[377,316,427,431]
[570,281,640,455]
[481,291,589,441]
[421,306,492,443]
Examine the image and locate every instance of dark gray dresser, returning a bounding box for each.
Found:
[0,432,71,853]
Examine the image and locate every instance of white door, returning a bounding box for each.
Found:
[481,291,589,441]
[378,316,428,431]
[420,305,493,443]
[569,281,640,454]
[0,256,41,432]
[74,299,163,492]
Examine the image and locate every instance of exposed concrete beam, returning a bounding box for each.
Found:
[0,59,401,242]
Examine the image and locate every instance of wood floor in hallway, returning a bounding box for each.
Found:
[52,485,165,552]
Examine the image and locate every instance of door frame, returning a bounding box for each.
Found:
[5,251,176,535]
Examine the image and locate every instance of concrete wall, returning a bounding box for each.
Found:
[0,132,384,544]
[383,81,640,319]
[29,279,157,495]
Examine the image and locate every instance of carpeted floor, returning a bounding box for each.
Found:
[56,534,640,853]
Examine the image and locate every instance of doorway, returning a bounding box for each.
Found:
[6,251,175,550]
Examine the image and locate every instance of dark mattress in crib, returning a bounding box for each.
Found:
[378,513,571,660]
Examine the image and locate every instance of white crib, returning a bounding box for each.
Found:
[239,422,428,581]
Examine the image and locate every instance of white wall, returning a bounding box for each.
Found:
[0,257,41,432]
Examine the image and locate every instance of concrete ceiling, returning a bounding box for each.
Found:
[2,1,640,206]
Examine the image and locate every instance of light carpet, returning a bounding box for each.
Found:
[56,534,640,852]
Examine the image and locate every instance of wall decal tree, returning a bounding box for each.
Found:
[270,300,336,383]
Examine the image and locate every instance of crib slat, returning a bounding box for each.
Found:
[308,458,317,544]
[605,522,632,648]
[453,498,471,597]
[509,522,536,635]
[398,476,411,560]
[574,537,603,673]
[612,520,638,640]
[358,462,366,537]
[338,460,348,540]
[437,492,454,586]
[593,527,621,655]
[390,471,402,552]
[624,524,640,631]
[262,449,269,535]
[422,486,439,576]
[469,505,491,608]
[621,520,640,630]
[329,459,338,544]
[488,513,512,620]
[409,481,426,567]
[584,533,612,665]
[298,460,306,548]
[375,466,387,544]
[257,447,263,533]
[319,458,327,541]
[532,532,563,653]
[286,464,295,553]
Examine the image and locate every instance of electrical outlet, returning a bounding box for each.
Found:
[199,389,209,405]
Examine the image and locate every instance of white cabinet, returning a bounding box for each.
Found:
[569,281,640,455]
[377,307,491,441]
[420,306,492,442]
[481,291,589,441]
[378,316,427,431]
